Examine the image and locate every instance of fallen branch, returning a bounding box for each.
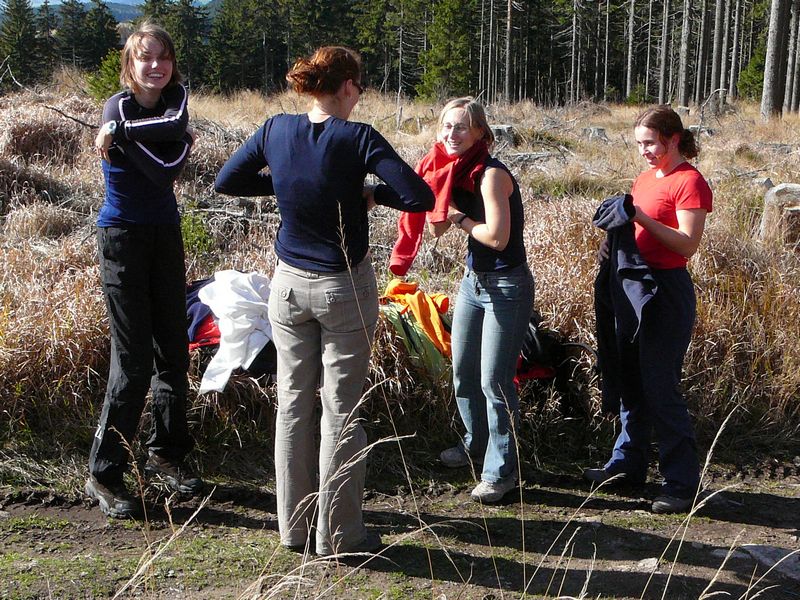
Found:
[0,59,98,129]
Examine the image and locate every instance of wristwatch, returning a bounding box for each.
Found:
[107,120,118,136]
[453,213,468,229]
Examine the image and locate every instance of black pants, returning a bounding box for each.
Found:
[89,225,193,484]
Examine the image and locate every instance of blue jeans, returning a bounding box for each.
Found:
[451,264,534,483]
[604,268,700,498]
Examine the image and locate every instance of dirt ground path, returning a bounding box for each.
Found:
[1,466,799,599]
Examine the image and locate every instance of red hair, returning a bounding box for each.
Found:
[286,46,362,97]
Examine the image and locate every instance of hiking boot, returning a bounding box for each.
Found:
[85,475,140,519]
[652,495,693,514]
[144,452,204,496]
[583,468,644,487]
[439,446,481,468]
[470,477,518,503]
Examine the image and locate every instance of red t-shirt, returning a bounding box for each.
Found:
[631,162,713,269]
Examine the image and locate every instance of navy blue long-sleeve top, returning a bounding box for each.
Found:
[215,114,434,272]
[97,84,193,226]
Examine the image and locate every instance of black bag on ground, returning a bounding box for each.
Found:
[519,310,564,371]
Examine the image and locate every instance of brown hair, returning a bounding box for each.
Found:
[635,105,699,159]
[120,21,182,93]
[437,97,495,148]
[286,46,362,97]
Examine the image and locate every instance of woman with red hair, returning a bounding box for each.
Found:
[215,46,433,556]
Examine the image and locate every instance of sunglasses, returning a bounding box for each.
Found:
[352,80,365,94]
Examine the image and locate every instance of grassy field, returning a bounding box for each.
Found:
[0,71,799,598]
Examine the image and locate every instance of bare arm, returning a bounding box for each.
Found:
[633,206,708,258]
[448,167,512,251]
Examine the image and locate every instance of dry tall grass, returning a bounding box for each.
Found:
[0,83,799,487]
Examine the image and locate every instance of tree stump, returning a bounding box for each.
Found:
[491,124,516,147]
[582,127,609,143]
[758,183,800,246]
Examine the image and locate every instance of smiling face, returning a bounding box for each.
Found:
[439,107,484,156]
[634,125,680,170]
[130,35,173,97]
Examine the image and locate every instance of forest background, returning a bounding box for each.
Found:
[2,0,800,115]
[0,0,800,597]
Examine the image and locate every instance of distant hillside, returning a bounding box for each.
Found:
[26,0,216,22]
[106,2,141,22]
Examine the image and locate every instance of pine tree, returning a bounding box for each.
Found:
[0,0,44,85]
[352,0,427,94]
[140,0,171,27]
[351,0,390,87]
[86,48,122,101]
[165,0,209,89]
[36,0,59,79]
[417,0,476,100]
[208,0,286,92]
[84,0,119,69]
[56,0,89,67]
[284,0,354,62]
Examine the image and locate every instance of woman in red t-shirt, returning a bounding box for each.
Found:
[584,106,712,514]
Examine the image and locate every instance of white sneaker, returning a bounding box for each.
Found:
[439,446,480,468]
[470,477,518,503]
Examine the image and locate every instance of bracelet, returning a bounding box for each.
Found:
[454,213,468,229]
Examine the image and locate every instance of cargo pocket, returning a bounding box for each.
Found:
[322,281,378,333]
[268,284,302,326]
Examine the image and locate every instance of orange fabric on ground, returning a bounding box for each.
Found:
[382,279,451,357]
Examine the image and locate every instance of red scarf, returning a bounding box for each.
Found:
[389,140,489,276]
[416,140,489,221]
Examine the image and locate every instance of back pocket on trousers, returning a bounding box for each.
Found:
[322,283,377,333]
[269,284,302,325]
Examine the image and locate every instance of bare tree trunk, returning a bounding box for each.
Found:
[488,0,495,104]
[522,6,529,99]
[505,0,512,101]
[694,0,709,104]
[719,0,732,104]
[594,0,602,99]
[784,0,800,112]
[762,0,791,120]
[604,0,611,100]
[678,0,692,106]
[626,0,636,97]
[728,0,741,99]
[659,0,671,103]
[570,0,578,103]
[745,0,755,62]
[709,0,726,112]
[646,0,653,98]
[479,0,486,97]
[577,8,583,100]
[793,20,800,110]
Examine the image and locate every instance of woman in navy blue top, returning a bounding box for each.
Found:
[86,22,202,520]
[215,46,433,556]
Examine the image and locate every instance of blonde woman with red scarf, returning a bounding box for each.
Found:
[415,97,533,503]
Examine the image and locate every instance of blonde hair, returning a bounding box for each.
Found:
[437,97,495,147]
[120,21,182,93]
